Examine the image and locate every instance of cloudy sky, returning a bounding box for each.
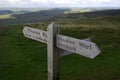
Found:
[0,0,120,8]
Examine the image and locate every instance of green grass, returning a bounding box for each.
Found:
[0,16,120,80]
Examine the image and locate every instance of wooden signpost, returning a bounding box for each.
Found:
[23,22,101,80]
[23,26,47,43]
[57,34,101,59]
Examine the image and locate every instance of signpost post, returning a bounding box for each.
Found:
[47,23,59,80]
[23,22,101,80]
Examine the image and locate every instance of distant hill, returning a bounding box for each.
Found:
[0,9,68,26]
[0,8,120,26]
[84,9,120,18]
[0,7,49,12]
[0,10,13,15]
[54,9,120,20]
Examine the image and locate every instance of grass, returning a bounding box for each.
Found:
[0,15,120,80]
[0,14,14,19]
[0,25,47,80]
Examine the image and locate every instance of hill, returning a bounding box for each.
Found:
[1,8,120,26]
[54,9,120,20]
[84,9,120,18]
[0,8,50,19]
[0,9,68,26]
[0,7,49,12]
[0,10,13,15]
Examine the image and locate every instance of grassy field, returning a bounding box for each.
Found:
[0,14,14,19]
[0,15,120,80]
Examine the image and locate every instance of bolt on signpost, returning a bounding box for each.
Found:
[23,22,101,80]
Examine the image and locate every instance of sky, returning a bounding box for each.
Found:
[0,0,120,8]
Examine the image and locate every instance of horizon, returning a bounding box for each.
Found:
[0,6,120,8]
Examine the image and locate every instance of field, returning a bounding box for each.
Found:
[0,14,14,19]
[0,14,120,80]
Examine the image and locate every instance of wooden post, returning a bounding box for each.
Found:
[47,22,59,80]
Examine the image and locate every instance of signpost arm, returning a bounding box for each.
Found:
[47,22,59,80]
